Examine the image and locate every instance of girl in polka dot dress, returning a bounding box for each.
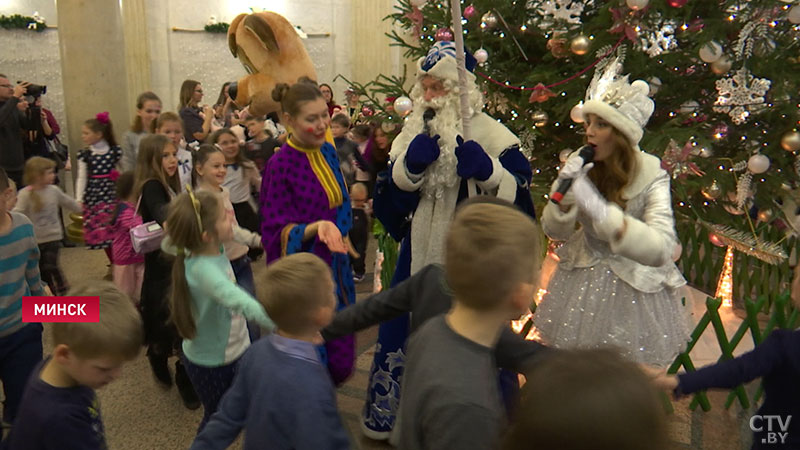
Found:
[75,112,122,261]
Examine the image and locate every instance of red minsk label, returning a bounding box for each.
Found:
[22,297,100,323]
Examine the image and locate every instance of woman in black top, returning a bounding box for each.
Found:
[178,79,213,145]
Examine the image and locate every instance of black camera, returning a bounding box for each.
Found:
[18,82,46,98]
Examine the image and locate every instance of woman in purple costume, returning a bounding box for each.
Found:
[259,81,356,385]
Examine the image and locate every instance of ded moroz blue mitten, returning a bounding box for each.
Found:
[405,134,441,174]
[455,136,493,181]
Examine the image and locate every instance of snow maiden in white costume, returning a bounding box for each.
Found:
[361,41,535,438]
[533,58,691,366]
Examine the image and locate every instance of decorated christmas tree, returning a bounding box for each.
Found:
[349,0,800,301]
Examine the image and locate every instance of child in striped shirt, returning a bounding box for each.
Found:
[0,167,48,441]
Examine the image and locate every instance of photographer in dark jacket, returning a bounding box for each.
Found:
[0,75,30,186]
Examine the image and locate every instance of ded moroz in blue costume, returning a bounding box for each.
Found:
[365,41,536,439]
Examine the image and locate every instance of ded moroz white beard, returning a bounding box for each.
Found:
[391,77,485,199]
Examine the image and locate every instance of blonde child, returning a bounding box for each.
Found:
[194,144,262,339]
[166,188,274,432]
[109,172,144,305]
[134,134,199,409]
[207,128,261,257]
[156,112,193,191]
[193,144,262,321]
[3,282,143,449]
[397,202,540,449]
[121,91,162,171]
[191,253,350,450]
[75,112,121,266]
[14,157,81,295]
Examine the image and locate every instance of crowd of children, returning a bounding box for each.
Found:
[0,77,798,450]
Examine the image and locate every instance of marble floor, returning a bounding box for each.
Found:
[17,239,759,449]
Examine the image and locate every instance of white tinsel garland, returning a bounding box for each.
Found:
[736,172,752,209]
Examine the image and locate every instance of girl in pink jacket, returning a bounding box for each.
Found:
[110,172,145,305]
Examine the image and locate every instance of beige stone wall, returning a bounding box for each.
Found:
[57,0,131,156]
[3,0,415,157]
[350,0,415,93]
[122,0,152,110]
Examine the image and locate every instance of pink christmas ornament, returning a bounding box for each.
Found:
[434,27,454,42]
[464,5,477,19]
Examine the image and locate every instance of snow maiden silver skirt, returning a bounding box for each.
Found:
[532,263,692,366]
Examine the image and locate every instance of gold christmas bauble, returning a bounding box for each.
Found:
[570,35,590,56]
[532,110,549,127]
[701,180,722,200]
[481,12,498,29]
[781,130,800,152]
[711,56,732,75]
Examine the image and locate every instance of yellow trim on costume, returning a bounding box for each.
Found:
[280,223,298,257]
[325,127,335,147]
[287,137,344,209]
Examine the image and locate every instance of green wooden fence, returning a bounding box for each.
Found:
[635,220,800,411]
[668,293,798,412]
[675,220,798,312]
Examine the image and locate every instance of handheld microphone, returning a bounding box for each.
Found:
[422,108,436,136]
[550,145,595,205]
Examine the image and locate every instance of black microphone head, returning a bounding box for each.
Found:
[423,108,436,122]
[578,145,595,162]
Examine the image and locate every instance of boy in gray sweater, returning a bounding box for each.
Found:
[396,201,541,450]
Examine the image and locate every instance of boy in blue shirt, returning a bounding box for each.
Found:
[191,252,350,450]
[3,282,143,450]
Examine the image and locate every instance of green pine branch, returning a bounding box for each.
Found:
[370,0,800,254]
[0,14,47,32]
[204,23,230,33]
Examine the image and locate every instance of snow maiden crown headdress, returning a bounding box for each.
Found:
[581,56,654,148]
[417,41,478,84]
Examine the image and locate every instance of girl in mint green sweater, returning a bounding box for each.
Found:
[165,188,274,433]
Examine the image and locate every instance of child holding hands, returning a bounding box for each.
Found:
[650,291,800,450]
[191,253,350,450]
[14,157,81,295]
[166,188,274,433]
